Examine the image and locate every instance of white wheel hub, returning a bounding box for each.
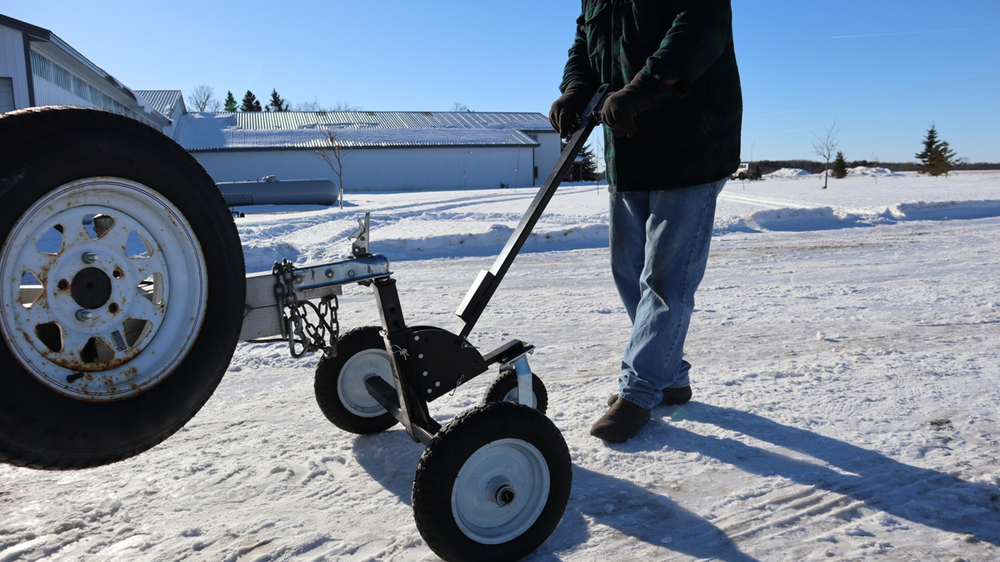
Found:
[337,348,394,417]
[451,438,550,544]
[0,178,208,401]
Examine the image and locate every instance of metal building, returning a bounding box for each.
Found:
[3,13,564,195]
[172,110,562,192]
[133,90,186,138]
[0,14,168,129]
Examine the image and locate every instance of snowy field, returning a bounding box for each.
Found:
[3,171,1000,561]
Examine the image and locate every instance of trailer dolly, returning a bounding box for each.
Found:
[0,86,609,561]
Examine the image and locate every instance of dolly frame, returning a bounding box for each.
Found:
[356,85,609,445]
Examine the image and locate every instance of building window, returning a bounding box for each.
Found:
[29,50,156,127]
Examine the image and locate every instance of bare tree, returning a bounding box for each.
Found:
[452,102,470,112]
[316,128,347,208]
[188,84,221,112]
[812,121,839,189]
[295,98,324,112]
[329,102,362,112]
[295,98,362,112]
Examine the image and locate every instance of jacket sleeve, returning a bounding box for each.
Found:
[641,0,733,97]
[559,2,601,93]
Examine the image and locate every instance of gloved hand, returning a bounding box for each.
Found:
[601,72,660,138]
[549,87,594,138]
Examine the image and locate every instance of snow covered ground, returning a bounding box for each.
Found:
[3,172,1000,561]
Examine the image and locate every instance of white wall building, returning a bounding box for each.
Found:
[173,110,561,192]
[0,14,168,130]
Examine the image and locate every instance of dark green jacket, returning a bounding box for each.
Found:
[560,0,742,191]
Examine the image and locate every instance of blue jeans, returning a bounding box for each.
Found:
[610,178,726,409]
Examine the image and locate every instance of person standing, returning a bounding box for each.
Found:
[549,0,742,442]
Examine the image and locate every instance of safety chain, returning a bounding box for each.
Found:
[272,259,340,358]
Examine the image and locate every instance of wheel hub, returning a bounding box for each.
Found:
[451,438,551,544]
[70,267,112,309]
[490,478,516,506]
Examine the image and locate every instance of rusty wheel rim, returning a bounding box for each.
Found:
[1,178,209,401]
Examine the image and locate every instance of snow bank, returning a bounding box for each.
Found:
[888,199,1000,221]
[227,174,1000,268]
[848,166,901,177]
[765,168,812,178]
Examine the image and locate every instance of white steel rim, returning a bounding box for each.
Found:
[501,388,537,409]
[0,178,208,401]
[337,348,394,417]
[451,438,550,545]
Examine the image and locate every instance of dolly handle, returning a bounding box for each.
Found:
[456,85,610,338]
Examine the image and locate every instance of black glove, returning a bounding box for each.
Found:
[601,72,660,138]
[549,87,594,138]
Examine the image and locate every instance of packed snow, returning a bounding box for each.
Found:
[3,171,1000,561]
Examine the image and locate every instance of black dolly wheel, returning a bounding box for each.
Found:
[0,107,245,469]
[483,369,548,414]
[412,401,571,562]
[314,326,398,434]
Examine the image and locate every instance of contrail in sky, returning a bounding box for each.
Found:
[832,26,1000,39]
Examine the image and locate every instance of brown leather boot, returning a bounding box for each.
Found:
[590,398,651,443]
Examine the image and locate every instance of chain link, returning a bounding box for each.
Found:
[272,259,340,358]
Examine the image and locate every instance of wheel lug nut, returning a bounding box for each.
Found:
[76,309,95,321]
[82,252,99,264]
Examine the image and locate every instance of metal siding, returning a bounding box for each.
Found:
[192,146,535,192]
[534,132,563,184]
[30,74,93,107]
[0,26,29,110]
[0,77,13,112]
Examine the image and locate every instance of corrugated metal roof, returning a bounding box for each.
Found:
[135,90,182,119]
[173,110,553,151]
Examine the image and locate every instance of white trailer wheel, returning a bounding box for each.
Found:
[0,107,245,469]
[1,178,207,400]
[315,327,399,434]
[412,402,571,561]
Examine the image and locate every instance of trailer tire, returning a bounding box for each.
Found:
[482,369,548,414]
[314,327,398,434]
[0,107,244,469]
[412,402,571,562]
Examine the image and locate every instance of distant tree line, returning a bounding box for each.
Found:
[741,123,995,181]
[747,159,1000,176]
[186,84,361,113]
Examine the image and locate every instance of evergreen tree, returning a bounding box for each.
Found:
[223,91,238,112]
[915,124,958,176]
[240,90,263,112]
[266,89,290,112]
[832,151,848,179]
[579,143,599,181]
[750,162,763,180]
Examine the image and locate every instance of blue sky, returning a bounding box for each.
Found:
[4,1,998,162]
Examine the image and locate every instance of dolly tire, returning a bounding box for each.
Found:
[0,107,244,469]
[482,369,548,414]
[412,402,571,561]
[314,327,398,434]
